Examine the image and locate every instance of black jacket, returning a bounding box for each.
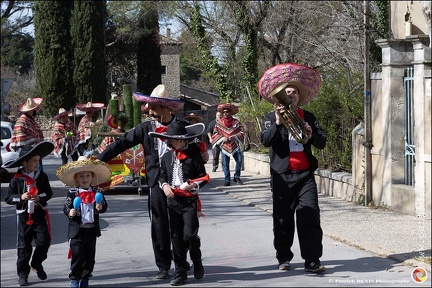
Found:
[63,187,108,238]
[5,169,53,222]
[260,110,326,174]
[97,117,188,188]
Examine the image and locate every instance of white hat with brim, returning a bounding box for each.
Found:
[52,108,72,120]
[56,156,112,187]
[6,141,54,168]
[75,102,105,112]
[18,97,43,113]
[133,84,184,111]
[149,122,204,141]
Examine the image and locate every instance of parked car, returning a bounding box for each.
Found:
[1,121,18,181]
[1,121,14,152]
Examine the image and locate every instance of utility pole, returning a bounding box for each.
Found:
[363,1,373,206]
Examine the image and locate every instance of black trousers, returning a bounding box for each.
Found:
[16,214,50,277]
[61,149,79,166]
[271,170,323,264]
[168,197,201,273]
[212,145,221,169]
[69,227,97,281]
[149,185,172,271]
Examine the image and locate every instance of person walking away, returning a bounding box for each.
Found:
[149,121,208,286]
[206,111,222,172]
[4,141,55,286]
[56,156,111,287]
[211,103,244,186]
[258,63,327,273]
[10,97,45,171]
[52,108,79,165]
[97,84,208,280]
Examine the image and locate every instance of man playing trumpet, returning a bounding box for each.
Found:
[259,63,327,274]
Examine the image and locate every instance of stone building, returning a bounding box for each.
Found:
[352,1,431,217]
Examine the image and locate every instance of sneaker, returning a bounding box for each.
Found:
[233,178,243,185]
[18,275,29,286]
[278,261,290,270]
[80,279,89,287]
[305,261,325,273]
[31,266,47,280]
[193,261,204,279]
[170,273,187,286]
[70,280,80,287]
[224,182,230,186]
[156,269,169,279]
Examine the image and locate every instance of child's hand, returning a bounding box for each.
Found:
[162,184,174,198]
[95,203,102,211]
[32,194,40,201]
[69,209,77,217]
[21,192,29,201]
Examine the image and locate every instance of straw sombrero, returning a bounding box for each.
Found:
[217,103,239,115]
[52,108,72,120]
[6,141,54,168]
[148,122,204,140]
[75,102,105,112]
[257,63,322,107]
[56,156,111,187]
[18,97,43,113]
[185,113,203,123]
[133,84,184,111]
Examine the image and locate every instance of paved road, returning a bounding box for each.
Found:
[1,154,430,287]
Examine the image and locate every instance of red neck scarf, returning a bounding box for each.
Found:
[222,117,234,128]
[79,190,95,204]
[176,150,188,160]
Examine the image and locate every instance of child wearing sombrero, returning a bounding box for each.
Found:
[4,141,55,286]
[149,121,209,286]
[56,156,111,288]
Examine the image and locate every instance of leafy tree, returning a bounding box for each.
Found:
[33,0,74,118]
[70,0,107,104]
[1,0,34,37]
[0,31,33,74]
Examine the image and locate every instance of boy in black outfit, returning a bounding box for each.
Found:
[149,121,209,286]
[5,141,55,286]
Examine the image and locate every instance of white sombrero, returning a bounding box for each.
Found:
[56,156,111,187]
[133,84,184,111]
[75,102,105,112]
[52,108,72,120]
[18,97,43,113]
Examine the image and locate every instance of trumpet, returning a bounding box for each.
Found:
[269,83,309,144]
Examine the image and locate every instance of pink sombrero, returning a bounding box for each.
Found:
[133,84,184,111]
[217,103,239,115]
[75,102,105,112]
[257,63,322,106]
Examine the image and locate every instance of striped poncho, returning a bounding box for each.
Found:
[10,113,44,151]
[51,120,77,157]
[77,115,93,145]
[211,117,244,157]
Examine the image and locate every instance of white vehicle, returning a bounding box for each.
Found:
[1,121,18,180]
[1,121,14,152]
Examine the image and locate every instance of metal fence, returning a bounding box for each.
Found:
[403,67,415,186]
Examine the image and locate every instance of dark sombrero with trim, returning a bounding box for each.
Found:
[6,141,54,168]
[148,122,204,140]
[257,63,322,107]
[133,84,184,111]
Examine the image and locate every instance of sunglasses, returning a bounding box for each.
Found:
[223,111,230,114]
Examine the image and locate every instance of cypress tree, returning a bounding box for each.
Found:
[136,3,161,94]
[70,0,107,104]
[33,0,74,118]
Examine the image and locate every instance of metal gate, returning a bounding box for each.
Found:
[403,67,415,186]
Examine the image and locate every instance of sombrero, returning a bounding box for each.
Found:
[217,103,239,115]
[257,63,322,107]
[18,97,43,113]
[75,102,105,112]
[185,113,203,123]
[6,141,54,168]
[148,122,205,140]
[133,84,184,111]
[56,156,111,187]
[52,108,72,120]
